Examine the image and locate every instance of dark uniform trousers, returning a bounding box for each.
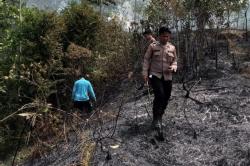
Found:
[150,75,172,119]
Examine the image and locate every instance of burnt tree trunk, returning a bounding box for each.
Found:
[245,6,249,41]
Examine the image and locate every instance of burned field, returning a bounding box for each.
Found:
[91,43,250,165]
[91,73,250,166]
[22,34,250,166]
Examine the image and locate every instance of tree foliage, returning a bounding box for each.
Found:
[144,0,248,76]
[145,0,248,29]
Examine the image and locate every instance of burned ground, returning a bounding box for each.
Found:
[90,77,250,166]
[22,35,250,166]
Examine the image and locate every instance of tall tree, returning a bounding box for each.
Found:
[144,0,248,76]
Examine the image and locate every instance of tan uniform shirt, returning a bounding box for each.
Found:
[143,37,156,54]
[142,41,177,81]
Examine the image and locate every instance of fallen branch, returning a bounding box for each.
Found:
[0,102,39,123]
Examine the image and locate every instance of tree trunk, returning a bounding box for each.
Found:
[245,6,249,41]
[227,9,230,29]
[100,0,102,14]
[175,17,180,67]
[236,11,240,29]
[196,13,206,75]
[215,26,219,70]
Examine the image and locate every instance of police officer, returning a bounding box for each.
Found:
[143,29,156,50]
[142,27,177,129]
[128,29,156,80]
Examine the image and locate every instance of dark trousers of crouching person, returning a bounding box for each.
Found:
[72,76,96,117]
[74,100,93,114]
[150,76,172,128]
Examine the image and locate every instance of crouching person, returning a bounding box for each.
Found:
[72,74,96,116]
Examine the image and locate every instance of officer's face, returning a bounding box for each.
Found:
[159,32,170,44]
[144,34,152,41]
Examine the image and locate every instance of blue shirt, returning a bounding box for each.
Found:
[72,78,96,102]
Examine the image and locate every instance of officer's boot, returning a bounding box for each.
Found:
[157,114,164,141]
[158,114,163,129]
[151,114,160,129]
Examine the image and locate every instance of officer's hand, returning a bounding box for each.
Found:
[168,66,177,72]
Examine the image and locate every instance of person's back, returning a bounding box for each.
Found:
[72,78,95,101]
[72,77,96,113]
